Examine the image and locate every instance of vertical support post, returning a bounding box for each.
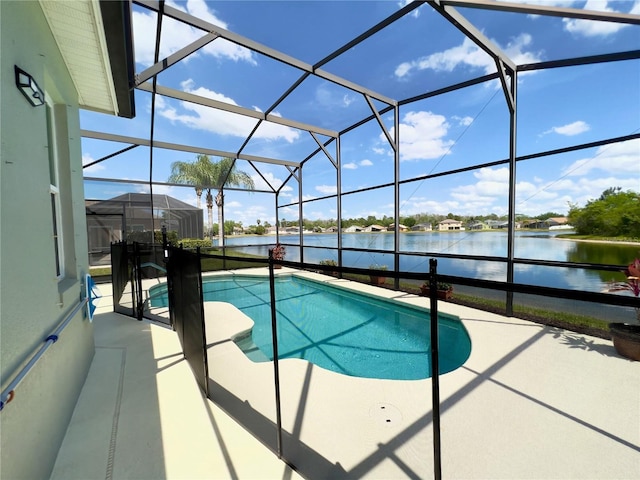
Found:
[429,258,442,480]
[274,192,280,246]
[219,190,226,249]
[196,246,209,397]
[506,70,518,316]
[393,105,401,289]
[166,244,175,330]
[161,225,168,263]
[336,136,343,276]
[298,164,304,264]
[134,242,144,321]
[268,248,284,458]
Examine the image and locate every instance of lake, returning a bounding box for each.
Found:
[220,230,640,293]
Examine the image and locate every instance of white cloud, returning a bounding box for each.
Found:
[132,0,255,67]
[315,185,337,195]
[453,115,474,127]
[563,0,637,37]
[561,139,640,176]
[394,34,542,78]
[384,111,454,161]
[157,80,300,142]
[543,120,590,136]
[82,153,105,173]
[343,159,374,170]
[446,166,568,215]
[372,147,387,155]
[251,172,288,191]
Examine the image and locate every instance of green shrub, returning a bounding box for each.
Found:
[154,230,179,244]
[179,238,212,249]
[319,259,337,266]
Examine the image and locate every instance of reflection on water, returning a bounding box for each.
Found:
[224,231,639,293]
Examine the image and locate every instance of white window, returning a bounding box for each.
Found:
[46,101,64,279]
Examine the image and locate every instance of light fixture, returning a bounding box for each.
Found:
[14,65,45,107]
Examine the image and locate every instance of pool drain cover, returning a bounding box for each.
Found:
[369,403,402,426]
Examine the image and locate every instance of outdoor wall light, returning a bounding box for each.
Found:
[14,65,45,107]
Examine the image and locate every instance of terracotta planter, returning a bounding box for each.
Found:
[420,286,453,301]
[370,275,386,285]
[610,323,640,361]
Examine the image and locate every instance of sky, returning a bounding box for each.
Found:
[81,0,640,229]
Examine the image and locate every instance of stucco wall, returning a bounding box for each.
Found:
[1,2,95,478]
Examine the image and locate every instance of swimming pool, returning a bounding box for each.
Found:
[153,274,471,380]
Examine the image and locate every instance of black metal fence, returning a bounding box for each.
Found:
[166,246,208,396]
[110,243,639,479]
[110,241,170,324]
[111,241,133,317]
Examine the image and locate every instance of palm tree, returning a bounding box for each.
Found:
[169,155,254,246]
[168,154,212,209]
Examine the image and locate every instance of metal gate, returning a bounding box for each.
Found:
[110,241,171,326]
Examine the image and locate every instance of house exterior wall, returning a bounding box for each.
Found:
[438,220,463,231]
[1,2,94,479]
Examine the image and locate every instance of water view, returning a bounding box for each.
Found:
[221,230,640,293]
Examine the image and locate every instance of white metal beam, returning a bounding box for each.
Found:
[81,130,301,167]
[441,0,640,25]
[136,82,339,138]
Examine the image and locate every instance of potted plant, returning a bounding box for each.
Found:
[369,264,388,285]
[270,243,286,269]
[607,258,640,361]
[420,281,453,301]
[319,259,338,276]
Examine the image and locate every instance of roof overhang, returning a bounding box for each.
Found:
[39,0,135,118]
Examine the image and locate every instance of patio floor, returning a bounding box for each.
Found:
[51,270,639,479]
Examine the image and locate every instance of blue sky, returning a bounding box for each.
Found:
[82,0,640,228]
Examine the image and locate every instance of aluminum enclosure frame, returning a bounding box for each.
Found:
[84,0,640,311]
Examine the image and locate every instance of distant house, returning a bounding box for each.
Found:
[344,225,363,233]
[326,226,339,233]
[485,220,503,229]
[438,219,463,231]
[468,221,489,230]
[547,217,573,230]
[546,217,568,227]
[524,219,547,229]
[411,223,432,231]
[363,224,386,232]
[388,223,409,231]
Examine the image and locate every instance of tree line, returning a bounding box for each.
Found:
[169,156,639,241]
[568,188,640,239]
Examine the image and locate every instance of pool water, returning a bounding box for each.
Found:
[155,275,471,380]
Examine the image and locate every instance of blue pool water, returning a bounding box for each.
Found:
[154,275,471,380]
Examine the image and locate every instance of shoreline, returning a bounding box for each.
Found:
[226,231,640,246]
[555,236,640,246]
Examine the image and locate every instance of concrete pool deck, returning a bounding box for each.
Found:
[52,269,639,479]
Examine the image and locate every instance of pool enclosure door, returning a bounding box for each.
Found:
[110,241,171,326]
